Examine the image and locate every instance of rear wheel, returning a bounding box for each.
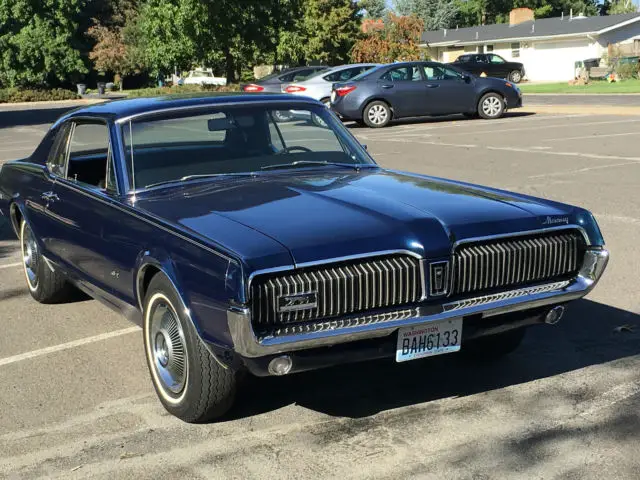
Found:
[363,101,391,128]
[143,274,237,423]
[20,220,73,303]
[478,93,505,119]
[508,70,523,83]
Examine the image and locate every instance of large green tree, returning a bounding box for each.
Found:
[360,0,387,18]
[395,0,459,30]
[602,0,639,14]
[0,0,89,87]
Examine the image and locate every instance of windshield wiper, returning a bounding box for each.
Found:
[144,173,254,189]
[261,160,374,171]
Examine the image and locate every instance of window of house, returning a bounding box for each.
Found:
[511,42,521,58]
[380,66,422,81]
[486,45,494,52]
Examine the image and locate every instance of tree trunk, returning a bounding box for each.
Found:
[225,49,235,85]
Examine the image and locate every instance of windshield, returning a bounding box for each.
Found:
[121,105,375,190]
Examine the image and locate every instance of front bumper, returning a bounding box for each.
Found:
[228,248,608,358]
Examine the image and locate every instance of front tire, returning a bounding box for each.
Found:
[20,220,73,303]
[508,70,523,83]
[478,92,505,119]
[363,100,392,128]
[143,274,237,423]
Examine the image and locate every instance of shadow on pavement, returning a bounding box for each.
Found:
[229,299,639,420]
[0,107,77,129]
[346,111,536,129]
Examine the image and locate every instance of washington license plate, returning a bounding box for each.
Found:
[395,318,463,362]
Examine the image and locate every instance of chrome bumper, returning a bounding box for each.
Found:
[228,249,609,358]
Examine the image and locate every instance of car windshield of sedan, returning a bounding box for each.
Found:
[121,105,374,190]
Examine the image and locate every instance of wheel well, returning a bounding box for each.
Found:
[138,264,161,308]
[9,203,22,238]
[477,90,505,105]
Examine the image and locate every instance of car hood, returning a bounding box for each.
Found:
[134,168,579,268]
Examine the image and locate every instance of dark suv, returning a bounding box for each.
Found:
[451,54,525,83]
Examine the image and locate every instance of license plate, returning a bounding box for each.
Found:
[331,91,336,102]
[395,318,462,362]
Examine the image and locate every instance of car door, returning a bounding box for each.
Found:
[421,64,476,114]
[486,54,510,78]
[46,119,135,300]
[376,64,427,118]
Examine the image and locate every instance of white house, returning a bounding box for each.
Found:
[422,9,640,82]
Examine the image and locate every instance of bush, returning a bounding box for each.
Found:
[126,84,241,98]
[0,88,79,103]
[617,62,640,80]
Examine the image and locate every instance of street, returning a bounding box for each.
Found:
[1,104,639,479]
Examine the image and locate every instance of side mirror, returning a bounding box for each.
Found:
[463,74,472,83]
[362,144,368,151]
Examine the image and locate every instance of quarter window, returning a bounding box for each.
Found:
[67,122,114,191]
[47,123,71,177]
[380,66,422,82]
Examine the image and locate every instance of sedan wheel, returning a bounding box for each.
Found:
[363,101,391,128]
[509,70,522,83]
[478,93,505,119]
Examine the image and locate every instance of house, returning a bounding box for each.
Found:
[421,9,640,82]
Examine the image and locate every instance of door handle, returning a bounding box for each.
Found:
[381,84,394,89]
[41,191,60,202]
[425,84,440,88]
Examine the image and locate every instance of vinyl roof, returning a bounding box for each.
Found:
[421,12,640,46]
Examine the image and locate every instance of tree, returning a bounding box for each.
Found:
[351,13,424,62]
[603,0,639,14]
[88,0,141,89]
[394,0,458,30]
[0,0,88,87]
[360,0,387,18]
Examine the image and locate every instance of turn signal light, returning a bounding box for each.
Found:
[243,84,264,92]
[505,82,513,88]
[335,85,357,97]
[284,85,306,93]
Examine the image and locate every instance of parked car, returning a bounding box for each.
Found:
[0,94,608,422]
[282,63,379,104]
[331,61,522,127]
[241,66,328,93]
[183,69,227,86]
[451,53,525,83]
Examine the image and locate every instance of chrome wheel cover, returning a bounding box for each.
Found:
[482,96,503,117]
[21,223,39,291]
[367,104,388,125]
[147,296,187,396]
[511,71,522,82]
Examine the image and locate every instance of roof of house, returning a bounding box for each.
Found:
[421,12,640,46]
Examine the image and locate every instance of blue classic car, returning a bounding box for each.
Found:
[0,94,609,422]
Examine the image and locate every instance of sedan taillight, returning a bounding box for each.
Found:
[284,85,306,93]
[243,84,264,92]
[335,85,357,97]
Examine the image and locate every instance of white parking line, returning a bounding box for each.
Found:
[527,161,639,179]
[543,131,640,142]
[0,327,140,367]
[0,262,22,270]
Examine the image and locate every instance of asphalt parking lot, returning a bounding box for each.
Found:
[1,104,639,479]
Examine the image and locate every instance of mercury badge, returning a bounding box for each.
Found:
[542,216,569,225]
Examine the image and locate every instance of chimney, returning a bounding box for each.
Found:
[509,8,534,26]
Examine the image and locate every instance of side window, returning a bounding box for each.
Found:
[67,122,112,190]
[291,69,314,81]
[47,123,71,177]
[474,55,487,63]
[423,65,462,81]
[380,66,422,82]
[323,69,345,82]
[279,71,298,82]
[489,54,505,64]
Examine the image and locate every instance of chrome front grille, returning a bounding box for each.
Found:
[250,255,422,329]
[452,230,585,296]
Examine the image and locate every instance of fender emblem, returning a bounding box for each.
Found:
[277,292,318,312]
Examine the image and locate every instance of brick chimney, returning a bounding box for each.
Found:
[509,8,534,26]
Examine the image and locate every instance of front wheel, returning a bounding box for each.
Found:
[478,93,505,119]
[508,70,523,83]
[143,274,237,423]
[363,101,391,128]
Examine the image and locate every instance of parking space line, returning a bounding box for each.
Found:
[0,327,140,367]
[0,262,22,270]
[487,145,640,162]
[543,131,640,142]
[527,161,639,179]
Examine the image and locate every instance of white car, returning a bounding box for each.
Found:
[282,64,379,104]
[183,69,227,86]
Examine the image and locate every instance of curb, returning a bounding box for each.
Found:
[522,105,640,115]
[0,99,108,109]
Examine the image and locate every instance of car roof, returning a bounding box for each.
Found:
[60,93,319,123]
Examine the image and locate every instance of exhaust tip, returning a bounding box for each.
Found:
[545,306,565,325]
[268,355,293,376]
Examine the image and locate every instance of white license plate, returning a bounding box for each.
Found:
[396,318,463,362]
[331,91,336,102]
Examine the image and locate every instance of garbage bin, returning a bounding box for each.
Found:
[583,58,600,69]
[76,83,87,95]
[97,82,106,95]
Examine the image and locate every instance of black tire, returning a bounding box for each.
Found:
[477,92,505,119]
[508,70,523,83]
[20,220,73,303]
[143,274,237,423]
[462,328,526,361]
[363,100,392,128]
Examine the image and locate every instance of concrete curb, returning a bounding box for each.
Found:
[522,105,640,115]
[0,99,108,109]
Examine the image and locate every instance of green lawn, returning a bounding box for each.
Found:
[520,79,640,94]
